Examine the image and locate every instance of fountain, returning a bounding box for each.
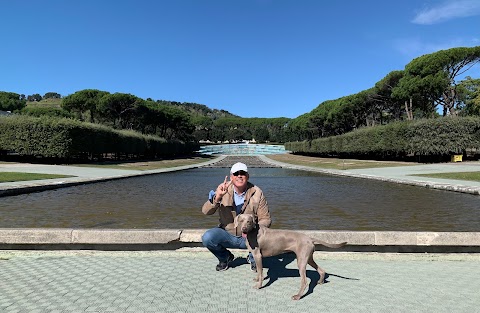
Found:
[197,143,289,155]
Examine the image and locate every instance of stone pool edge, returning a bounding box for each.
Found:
[259,155,480,196]
[0,229,479,253]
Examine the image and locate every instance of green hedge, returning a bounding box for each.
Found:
[21,106,75,119]
[285,117,480,158]
[0,115,199,159]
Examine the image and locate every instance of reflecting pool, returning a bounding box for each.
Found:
[1,168,478,231]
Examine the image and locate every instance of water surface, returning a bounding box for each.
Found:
[1,168,478,231]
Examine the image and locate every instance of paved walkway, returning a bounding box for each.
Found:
[1,156,227,196]
[1,155,480,196]
[0,250,479,312]
[1,158,480,311]
[260,155,480,195]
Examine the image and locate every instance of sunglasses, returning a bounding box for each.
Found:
[232,170,247,176]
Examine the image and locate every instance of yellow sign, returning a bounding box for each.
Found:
[451,155,463,162]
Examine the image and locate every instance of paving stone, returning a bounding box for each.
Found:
[0,251,479,312]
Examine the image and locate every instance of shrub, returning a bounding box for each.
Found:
[284,117,480,159]
[0,115,199,160]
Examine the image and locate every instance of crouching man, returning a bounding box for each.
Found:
[201,162,272,271]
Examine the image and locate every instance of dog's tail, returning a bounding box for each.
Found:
[314,240,347,249]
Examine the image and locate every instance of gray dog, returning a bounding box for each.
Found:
[235,213,347,300]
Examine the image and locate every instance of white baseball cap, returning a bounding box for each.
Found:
[230,162,248,174]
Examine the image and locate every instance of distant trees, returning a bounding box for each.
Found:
[8,91,291,144]
[195,117,290,143]
[61,89,196,141]
[372,70,405,121]
[6,46,479,145]
[21,92,61,102]
[393,47,480,117]
[43,92,61,99]
[458,76,480,116]
[137,101,194,140]
[0,91,26,112]
[286,46,480,141]
[97,93,142,129]
[62,89,109,122]
[27,94,42,102]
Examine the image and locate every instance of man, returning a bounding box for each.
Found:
[201,162,272,271]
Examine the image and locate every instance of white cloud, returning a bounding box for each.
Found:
[412,0,480,25]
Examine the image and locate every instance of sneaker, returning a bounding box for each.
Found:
[216,252,234,271]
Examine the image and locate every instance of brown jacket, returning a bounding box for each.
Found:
[202,182,271,236]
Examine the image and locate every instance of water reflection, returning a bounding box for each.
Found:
[1,168,478,231]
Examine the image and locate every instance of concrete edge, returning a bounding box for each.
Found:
[0,155,226,198]
[0,229,479,247]
[260,155,480,196]
[3,155,480,197]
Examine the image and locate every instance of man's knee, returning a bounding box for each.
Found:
[201,230,211,246]
[202,228,220,247]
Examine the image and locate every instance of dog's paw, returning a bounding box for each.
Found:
[292,294,301,300]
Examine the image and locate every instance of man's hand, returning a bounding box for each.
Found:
[214,176,231,203]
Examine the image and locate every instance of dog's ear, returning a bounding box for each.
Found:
[252,214,258,227]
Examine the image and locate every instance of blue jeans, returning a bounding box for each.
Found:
[202,227,255,264]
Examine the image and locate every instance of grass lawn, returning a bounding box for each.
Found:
[26,98,62,107]
[266,153,414,170]
[3,154,479,183]
[75,156,215,171]
[0,156,214,182]
[0,172,74,183]
[85,154,408,172]
[412,172,480,182]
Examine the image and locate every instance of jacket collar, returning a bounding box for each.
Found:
[227,182,256,202]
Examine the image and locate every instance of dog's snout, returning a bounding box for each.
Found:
[240,220,254,233]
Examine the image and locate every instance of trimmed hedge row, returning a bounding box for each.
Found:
[284,117,480,158]
[0,115,199,159]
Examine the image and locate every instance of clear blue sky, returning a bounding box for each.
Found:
[1,0,479,118]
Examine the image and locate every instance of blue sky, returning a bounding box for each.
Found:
[1,0,479,118]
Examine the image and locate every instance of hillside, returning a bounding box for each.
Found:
[26,98,62,107]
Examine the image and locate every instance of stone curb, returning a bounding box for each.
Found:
[0,229,478,247]
[259,155,480,195]
[0,156,226,197]
[3,155,480,197]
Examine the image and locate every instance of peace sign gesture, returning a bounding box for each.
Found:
[214,176,232,203]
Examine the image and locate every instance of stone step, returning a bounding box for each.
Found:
[201,156,280,168]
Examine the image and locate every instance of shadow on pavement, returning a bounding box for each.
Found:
[248,252,360,300]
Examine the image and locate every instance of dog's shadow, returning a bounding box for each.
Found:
[236,252,359,299]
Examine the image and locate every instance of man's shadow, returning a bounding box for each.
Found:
[234,253,359,299]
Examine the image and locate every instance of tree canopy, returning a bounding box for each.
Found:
[6,46,480,144]
[393,46,480,117]
[286,46,480,141]
[0,91,26,112]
